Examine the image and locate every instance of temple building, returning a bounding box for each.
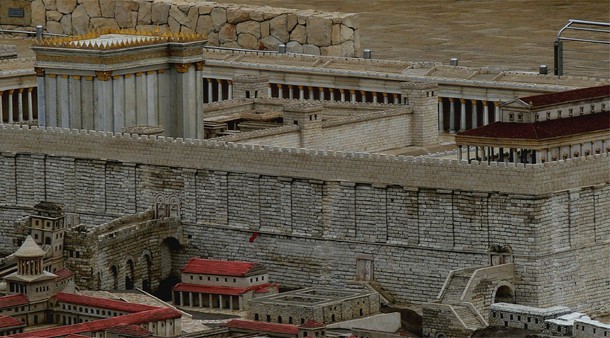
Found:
[172,258,278,311]
[32,29,206,139]
[455,85,610,164]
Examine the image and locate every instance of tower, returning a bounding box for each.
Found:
[28,202,65,273]
[232,75,270,99]
[401,81,439,146]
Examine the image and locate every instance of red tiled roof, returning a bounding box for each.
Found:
[107,324,152,337]
[520,85,609,108]
[458,111,609,140]
[9,307,180,338]
[0,316,24,328]
[54,293,157,313]
[0,294,29,309]
[225,319,299,335]
[299,319,324,328]
[54,268,74,281]
[173,282,276,296]
[181,258,263,276]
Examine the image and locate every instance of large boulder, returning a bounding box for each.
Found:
[90,17,120,31]
[286,41,303,53]
[47,11,63,22]
[42,0,57,11]
[196,15,213,37]
[260,35,282,51]
[218,24,237,43]
[151,2,170,24]
[31,0,46,25]
[100,0,116,18]
[169,5,188,26]
[238,33,258,50]
[46,21,64,34]
[210,8,227,31]
[115,2,135,28]
[138,2,152,25]
[71,5,90,34]
[303,44,320,56]
[227,8,249,24]
[286,14,298,32]
[56,0,77,14]
[81,0,101,18]
[269,14,288,42]
[236,21,260,39]
[290,24,306,44]
[306,16,332,47]
[60,14,72,34]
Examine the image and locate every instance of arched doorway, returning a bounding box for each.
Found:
[110,265,119,290]
[125,259,135,290]
[141,253,152,292]
[156,237,182,301]
[493,284,515,304]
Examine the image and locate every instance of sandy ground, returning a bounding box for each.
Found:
[215,0,610,77]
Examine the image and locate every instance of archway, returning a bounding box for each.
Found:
[141,252,153,293]
[110,265,119,290]
[492,283,515,304]
[125,259,135,290]
[156,237,182,301]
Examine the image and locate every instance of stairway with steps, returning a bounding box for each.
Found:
[438,268,487,331]
[453,304,486,329]
[441,274,470,303]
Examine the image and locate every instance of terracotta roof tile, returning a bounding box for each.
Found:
[107,324,152,337]
[0,316,24,328]
[458,111,609,140]
[520,85,609,107]
[0,294,29,309]
[9,307,180,338]
[181,258,266,276]
[225,319,299,335]
[299,319,324,328]
[54,292,157,313]
[54,268,74,281]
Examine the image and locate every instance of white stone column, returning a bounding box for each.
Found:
[208,294,212,308]
[483,101,489,125]
[112,75,125,132]
[219,295,223,309]
[58,75,70,127]
[27,88,33,122]
[217,79,224,101]
[288,85,294,99]
[69,75,82,130]
[372,92,378,103]
[471,99,477,129]
[0,91,3,123]
[124,74,136,127]
[94,71,113,131]
[459,98,466,131]
[350,90,356,103]
[383,92,388,104]
[330,89,335,101]
[206,79,213,103]
[360,90,366,103]
[146,70,159,125]
[175,63,198,138]
[277,83,282,99]
[494,101,501,122]
[81,75,94,130]
[340,89,346,102]
[268,83,272,98]
[308,86,314,99]
[299,86,304,100]
[136,72,148,125]
[393,93,399,104]
[319,87,325,101]
[8,90,14,124]
[458,146,463,161]
[438,97,444,131]
[195,62,205,138]
[198,293,203,307]
[228,80,233,100]
[449,98,455,132]
[17,88,24,122]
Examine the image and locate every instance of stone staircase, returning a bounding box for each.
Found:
[438,268,487,331]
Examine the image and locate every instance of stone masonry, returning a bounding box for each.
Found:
[25,0,360,56]
[0,125,608,318]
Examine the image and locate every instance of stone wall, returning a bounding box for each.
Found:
[0,126,608,314]
[28,0,360,56]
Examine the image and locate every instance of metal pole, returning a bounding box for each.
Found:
[553,40,563,76]
[36,25,44,39]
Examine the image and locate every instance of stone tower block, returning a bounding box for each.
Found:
[282,102,323,148]
[232,75,270,99]
[401,81,439,146]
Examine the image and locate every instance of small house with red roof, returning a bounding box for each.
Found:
[172,258,278,311]
[455,85,610,164]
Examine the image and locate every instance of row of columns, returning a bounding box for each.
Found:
[270,83,401,104]
[0,88,36,124]
[204,78,233,103]
[457,140,610,165]
[175,291,240,310]
[439,97,501,132]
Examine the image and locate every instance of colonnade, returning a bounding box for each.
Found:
[174,290,240,311]
[457,139,610,165]
[269,83,401,104]
[438,97,501,132]
[204,78,234,103]
[0,87,37,124]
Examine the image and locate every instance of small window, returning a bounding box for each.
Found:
[535,114,539,121]
[546,111,551,119]
[517,114,522,121]
[509,113,514,121]
[568,108,573,117]
[557,110,562,118]
[580,106,584,114]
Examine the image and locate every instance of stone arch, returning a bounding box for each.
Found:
[109,265,119,290]
[435,333,447,338]
[140,249,153,292]
[156,237,182,301]
[123,256,136,290]
[492,281,516,304]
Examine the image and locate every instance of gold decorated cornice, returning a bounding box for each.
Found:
[195,61,205,71]
[35,49,170,66]
[34,28,205,51]
[174,63,191,73]
[95,71,112,81]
